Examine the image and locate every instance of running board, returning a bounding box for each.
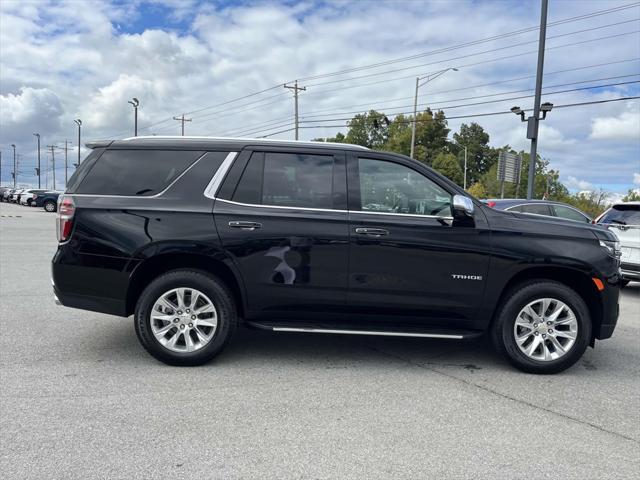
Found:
[246,322,479,340]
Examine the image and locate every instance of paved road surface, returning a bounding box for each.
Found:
[1,201,638,479]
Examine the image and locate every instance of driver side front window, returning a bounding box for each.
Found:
[358,158,452,217]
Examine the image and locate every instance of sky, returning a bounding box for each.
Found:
[0,0,639,196]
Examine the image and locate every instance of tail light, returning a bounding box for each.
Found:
[487,201,497,208]
[57,195,75,242]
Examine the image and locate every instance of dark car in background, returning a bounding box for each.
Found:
[483,199,592,224]
[51,137,621,374]
[34,191,62,212]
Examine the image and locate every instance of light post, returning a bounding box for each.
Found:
[128,98,140,136]
[33,133,41,188]
[510,102,554,199]
[410,67,457,159]
[74,119,82,166]
[11,144,16,188]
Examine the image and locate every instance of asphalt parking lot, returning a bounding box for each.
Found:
[0,201,638,479]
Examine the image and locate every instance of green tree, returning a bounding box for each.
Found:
[622,188,640,202]
[412,109,451,166]
[452,123,495,185]
[432,152,463,185]
[467,182,488,199]
[344,110,389,149]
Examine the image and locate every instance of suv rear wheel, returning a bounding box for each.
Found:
[491,280,591,374]
[134,269,237,366]
[43,200,56,212]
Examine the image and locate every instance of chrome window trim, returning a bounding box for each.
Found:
[68,151,209,199]
[214,198,453,220]
[203,151,238,199]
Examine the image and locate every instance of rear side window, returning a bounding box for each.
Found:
[518,204,552,216]
[600,205,640,225]
[75,150,203,196]
[233,152,335,209]
[65,149,104,193]
[553,205,590,223]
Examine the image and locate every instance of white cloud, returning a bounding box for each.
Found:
[0,0,639,191]
[634,173,640,185]
[590,109,640,140]
[565,176,593,191]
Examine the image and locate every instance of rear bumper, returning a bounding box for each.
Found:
[52,249,136,318]
[54,286,127,316]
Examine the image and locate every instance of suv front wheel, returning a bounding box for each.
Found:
[492,280,591,374]
[134,269,237,366]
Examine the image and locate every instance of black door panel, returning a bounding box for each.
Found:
[346,153,491,326]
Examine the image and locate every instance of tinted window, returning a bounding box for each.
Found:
[600,205,640,225]
[233,152,334,209]
[75,150,203,196]
[553,205,590,223]
[65,149,104,193]
[358,158,452,216]
[519,204,552,216]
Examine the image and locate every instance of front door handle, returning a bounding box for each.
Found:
[229,221,262,230]
[355,227,389,237]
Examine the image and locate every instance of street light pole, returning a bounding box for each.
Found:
[33,133,41,188]
[526,0,549,200]
[128,98,140,136]
[74,119,82,166]
[11,144,16,188]
[47,145,57,190]
[410,67,458,159]
[64,140,72,188]
[463,145,468,190]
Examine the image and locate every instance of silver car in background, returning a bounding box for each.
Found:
[596,201,640,286]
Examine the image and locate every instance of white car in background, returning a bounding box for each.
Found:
[596,201,640,286]
[19,189,48,206]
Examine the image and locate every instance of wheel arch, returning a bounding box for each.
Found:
[490,266,602,343]
[126,253,245,317]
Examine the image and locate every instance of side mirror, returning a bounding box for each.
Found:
[452,194,474,217]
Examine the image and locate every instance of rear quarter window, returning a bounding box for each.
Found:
[74,149,204,196]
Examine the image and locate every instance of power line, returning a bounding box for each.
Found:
[219,74,640,136]
[302,18,639,89]
[102,2,639,138]
[297,80,640,124]
[292,2,640,82]
[301,30,640,99]
[262,95,640,134]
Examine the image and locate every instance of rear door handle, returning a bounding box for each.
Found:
[229,221,262,230]
[355,227,389,237]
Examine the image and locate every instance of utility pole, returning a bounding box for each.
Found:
[410,67,457,159]
[128,98,140,136]
[47,145,58,190]
[173,114,192,136]
[33,133,41,188]
[11,144,16,188]
[527,0,548,200]
[284,81,306,140]
[74,119,82,166]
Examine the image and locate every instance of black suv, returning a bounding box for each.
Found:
[52,137,621,373]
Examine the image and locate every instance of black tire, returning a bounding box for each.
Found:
[491,280,591,374]
[620,280,630,288]
[26,199,32,206]
[134,269,237,366]
[43,200,56,212]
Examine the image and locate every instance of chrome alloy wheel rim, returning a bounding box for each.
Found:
[150,288,218,353]
[513,298,578,362]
